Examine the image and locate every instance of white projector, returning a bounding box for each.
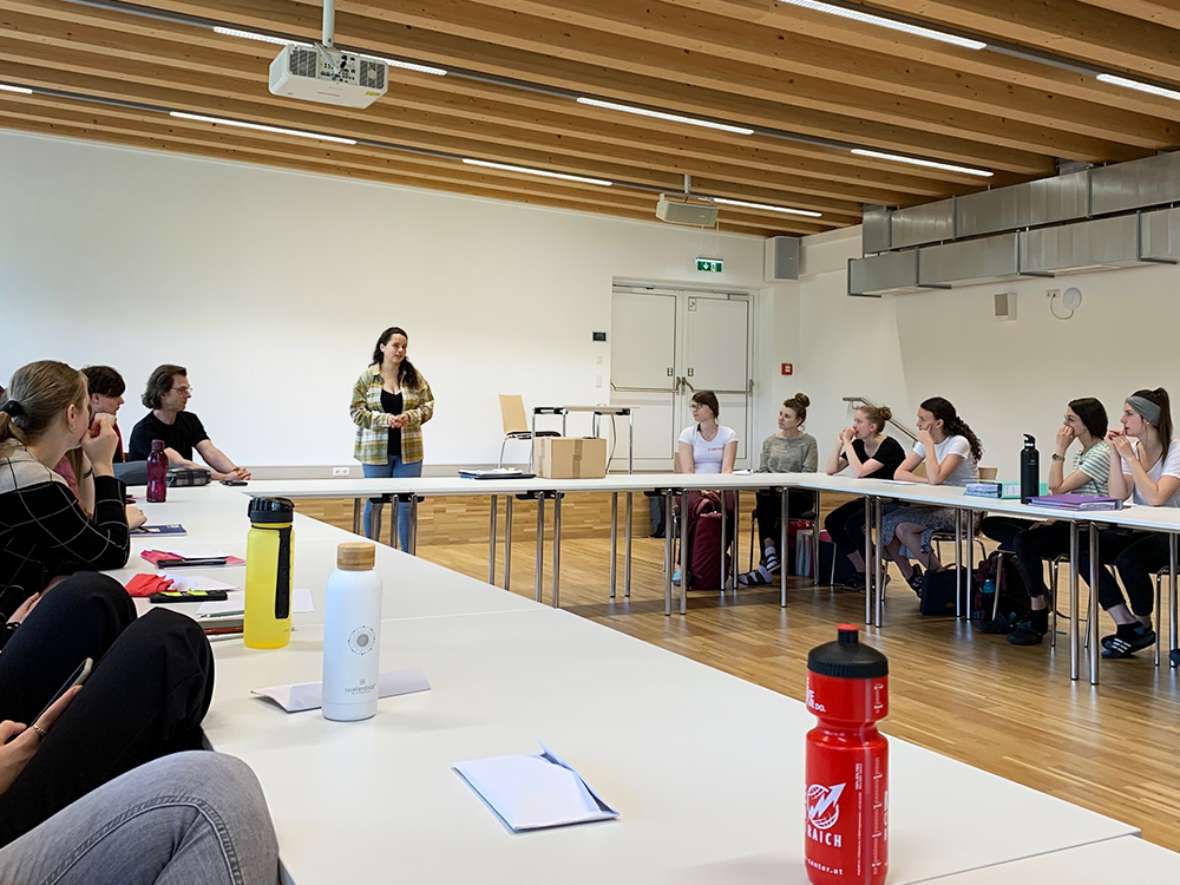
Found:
[269,44,387,109]
[656,194,719,227]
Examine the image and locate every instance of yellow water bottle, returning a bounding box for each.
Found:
[244,497,295,649]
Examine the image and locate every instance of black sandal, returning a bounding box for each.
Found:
[738,568,773,587]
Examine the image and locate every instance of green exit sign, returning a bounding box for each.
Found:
[696,257,724,272]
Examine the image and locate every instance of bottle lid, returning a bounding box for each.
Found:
[247,496,294,524]
[807,624,888,679]
[337,542,375,571]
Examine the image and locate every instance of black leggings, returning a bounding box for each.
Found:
[753,489,817,552]
[0,573,215,847]
[824,499,869,567]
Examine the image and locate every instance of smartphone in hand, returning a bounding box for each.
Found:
[34,658,93,725]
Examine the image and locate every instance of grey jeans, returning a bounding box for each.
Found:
[0,752,279,885]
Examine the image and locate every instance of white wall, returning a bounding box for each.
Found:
[0,131,769,470]
[784,226,1180,479]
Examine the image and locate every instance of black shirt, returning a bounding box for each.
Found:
[852,436,906,479]
[381,390,404,459]
[128,411,210,461]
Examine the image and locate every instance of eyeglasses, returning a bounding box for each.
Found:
[171,386,193,394]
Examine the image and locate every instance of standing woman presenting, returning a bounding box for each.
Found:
[351,327,435,551]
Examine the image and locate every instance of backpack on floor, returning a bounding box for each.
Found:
[687,498,731,590]
[972,552,1030,633]
[919,566,968,616]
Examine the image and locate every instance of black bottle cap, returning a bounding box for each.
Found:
[807,624,888,679]
[248,496,294,524]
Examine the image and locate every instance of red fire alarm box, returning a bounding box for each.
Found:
[780,362,794,376]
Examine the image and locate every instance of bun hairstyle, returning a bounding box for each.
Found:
[0,360,86,446]
[1129,387,1173,443]
[371,326,420,389]
[858,404,893,433]
[783,392,810,425]
[919,396,983,462]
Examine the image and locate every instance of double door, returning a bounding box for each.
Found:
[609,287,752,472]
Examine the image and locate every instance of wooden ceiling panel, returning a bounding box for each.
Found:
[0,0,1176,235]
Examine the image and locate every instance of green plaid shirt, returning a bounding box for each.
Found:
[351,365,435,465]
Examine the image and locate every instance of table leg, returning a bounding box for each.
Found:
[1170,533,1178,668]
[720,498,728,597]
[488,495,498,585]
[864,496,873,626]
[409,496,419,555]
[624,492,633,598]
[1069,522,1080,682]
[504,496,513,591]
[1089,524,1100,687]
[681,490,690,615]
[875,498,885,628]
[390,497,400,551]
[628,411,634,474]
[552,493,563,609]
[664,491,674,617]
[965,510,975,621]
[610,492,618,600]
[954,510,963,619]
[352,498,361,535]
[732,490,740,596]
[780,488,789,608]
[535,495,546,604]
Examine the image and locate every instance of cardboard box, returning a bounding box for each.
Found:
[533,437,608,479]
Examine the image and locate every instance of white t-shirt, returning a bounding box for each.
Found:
[678,424,738,475]
[1121,439,1180,507]
[912,434,978,487]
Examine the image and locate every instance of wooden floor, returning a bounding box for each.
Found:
[308,504,1180,853]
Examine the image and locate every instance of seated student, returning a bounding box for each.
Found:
[0,361,132,610]
[1075,388,1180,658]
[81,365,128,462]
[979,398,1111,645]
[128,365,251,481]
[739,393,818,586]
[823,404,907,590]
[674,391,738,584]
[0,751,279,884]
[881,397,982,594]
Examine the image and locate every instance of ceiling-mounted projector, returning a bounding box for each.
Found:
[269,44,387,108]
[266,0,387,109]
[656,193,719,227]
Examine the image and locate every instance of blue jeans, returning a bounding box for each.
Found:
[362,455,423,551]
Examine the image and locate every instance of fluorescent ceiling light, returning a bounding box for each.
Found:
[462,157,613,186]
[576,97,755,135]
[169,111,357,145]
[1097,73,1180,102]
[779,0,987,50]
[0,84,33,94]
[851,148,993,177]
[212,26,311,47]
[366,56,449,77]
[711,197,822,218]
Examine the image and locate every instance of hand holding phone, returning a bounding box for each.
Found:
[34,658,93,725]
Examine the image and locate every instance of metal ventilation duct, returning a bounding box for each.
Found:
[1091,151,1180,216]
[1019,214,1142,276]
[955,170,1089,239]
[918,233,1022,288]
[847,250,921,297]
[1140,207,1180,264]
[890,198,955,249]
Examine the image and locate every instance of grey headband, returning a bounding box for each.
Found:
[1126,395,1162,426]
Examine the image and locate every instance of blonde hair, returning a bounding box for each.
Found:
[0,361,87,445]
[857,404,893,434]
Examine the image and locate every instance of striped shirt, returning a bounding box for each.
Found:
[1072,441,1111,496]
[350,365,435,465]
[0,440,130,632]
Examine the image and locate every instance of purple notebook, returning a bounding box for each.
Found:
[1028,494,1123,511]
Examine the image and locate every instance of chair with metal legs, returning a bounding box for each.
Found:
[745,503,820,585]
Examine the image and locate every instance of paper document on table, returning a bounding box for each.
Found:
[251,669,430,713]
[196,588,314,617]
[453,743,618,833]
[161,574,237,593]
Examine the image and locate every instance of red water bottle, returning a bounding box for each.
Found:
[146,439,168,503]
[804,625,888,885]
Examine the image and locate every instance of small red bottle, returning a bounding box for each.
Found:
[804,625,888,885]
[146,439,168,503]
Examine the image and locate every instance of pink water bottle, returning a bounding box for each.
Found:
[146,439,168,503]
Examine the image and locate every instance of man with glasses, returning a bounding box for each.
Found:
[127,364,250,481]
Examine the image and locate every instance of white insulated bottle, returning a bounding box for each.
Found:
[322,542,383,721]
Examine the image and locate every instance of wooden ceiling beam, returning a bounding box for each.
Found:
[1076,0,1180,31]
[131,0,1055,173]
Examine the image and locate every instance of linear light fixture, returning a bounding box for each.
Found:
[576,97,755,135]
[851,148,993,177]
[462,158,613,186]
[0,83,33,94]
[1097,73,1180,103]
[364,56,449,77]
[212,26,311,47]
[779,0,987,51]
[169,111,357,145]
[710,197,822,218]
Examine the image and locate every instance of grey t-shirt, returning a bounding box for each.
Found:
[757,433,818,473]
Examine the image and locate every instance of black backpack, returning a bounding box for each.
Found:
[972,552,1030,632]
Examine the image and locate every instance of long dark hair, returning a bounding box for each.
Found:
[1068,397,1108,441]
[920,396,983,462]
[371,326,420,389]
[1130,387,1173,444]
[142,364,185,409]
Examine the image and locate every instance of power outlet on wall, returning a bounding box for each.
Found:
[332,466,351,477]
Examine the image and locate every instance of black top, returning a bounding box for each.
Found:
[382,390,404,459]
[128,411,210,461]
[850,436,906,480]
[0,443,130,636]
[808,625,888,679]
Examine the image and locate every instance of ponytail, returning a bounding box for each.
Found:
[920,396,983,462]
[1130,387,1173,444]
